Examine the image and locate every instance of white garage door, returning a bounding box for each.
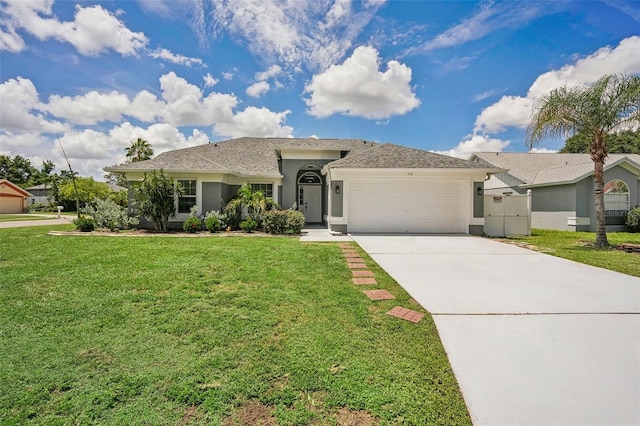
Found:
[348,179,469,233]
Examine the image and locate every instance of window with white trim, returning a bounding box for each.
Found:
[178,179,197,213]
[250,183,273,198]
[604,179,629,213]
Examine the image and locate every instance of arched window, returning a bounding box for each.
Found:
[298,172,321,185]
[604,180,630,213]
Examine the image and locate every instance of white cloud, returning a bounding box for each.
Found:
[323,0,351,29]
[45,91,131,125]
[363,0,387,7]
[58,129,114,160]
[255,64,282,81]
[0,2,148,56]
[474,96,534,134]
[129,91,164,122]
[0,71,294,176]
[0,77,66,133]
[475,36,640,134]
[222,71,234,80]
[158,72,238,126]
[246,81,270,98]
[0,25,25,52]
[435,134,511,159]
[402,2,557,56]
[149,48,205,67]
[529,147,558,153]
[203,73,219,87]
[214,107,293,139]
[472,89,501,103]
[109,122,209,154]
[305,45,420,119]
[169,0,387,71]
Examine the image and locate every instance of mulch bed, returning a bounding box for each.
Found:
[47,229,289,238]
[620,243,640,253]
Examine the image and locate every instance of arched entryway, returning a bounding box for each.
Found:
[297,170,323,223]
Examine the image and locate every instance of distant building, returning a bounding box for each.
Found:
[0,179,33,214]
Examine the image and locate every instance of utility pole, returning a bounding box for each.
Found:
[57,136,80,218]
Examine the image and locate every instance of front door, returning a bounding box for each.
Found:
[299,184,322,223]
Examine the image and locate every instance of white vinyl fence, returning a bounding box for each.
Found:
[484,190,531,237]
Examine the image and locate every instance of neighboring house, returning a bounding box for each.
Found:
[25,183,52,205]
[0,179,33,214]
[105,137,502,234]
[469,152,640,232]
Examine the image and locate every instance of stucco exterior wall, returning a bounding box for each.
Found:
[531,211,576,231]
[575,165,638,231]
[330,180,343,217]
[205,183,239,215]
[531,185,576,211]
[281,159,334,212]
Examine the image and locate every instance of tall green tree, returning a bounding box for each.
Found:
[527,74,640,247]
[561,130,640,154]
[125,138,153,163]
[0,155,38,186]
[59,177,111,209]
[133,170,183,232]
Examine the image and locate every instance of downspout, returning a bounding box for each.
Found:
[527,189,532,236]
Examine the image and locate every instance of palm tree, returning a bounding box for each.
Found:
[224,183,279,229]
[527,74,640,247]
[125,138,153,163]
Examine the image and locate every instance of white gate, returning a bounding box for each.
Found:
[484,191,531,237]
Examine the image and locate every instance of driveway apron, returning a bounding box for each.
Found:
[351,235,640,426]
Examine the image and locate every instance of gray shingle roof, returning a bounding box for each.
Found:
[105,138,499,176]
[105,137,376,176]
[472,152,640,185]
[327,143,493,169]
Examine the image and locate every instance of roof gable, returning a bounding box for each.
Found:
[0,179,32,197]
[471,152,640,186]
[105,137,375,176]
[327,143,492,169]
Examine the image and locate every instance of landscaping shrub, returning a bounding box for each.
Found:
[262,209,305,234]
[133,170,183,232]
[81,198,139,231]
[73,216,95,232]
[204,210,226,232]
[28,202,55,213]
[240,216,257,233]
[182,206,202,233]
[626,207,640,232]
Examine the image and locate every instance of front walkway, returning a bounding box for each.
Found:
[299,226,352,242]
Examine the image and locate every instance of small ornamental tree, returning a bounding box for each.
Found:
[133,170,183,232]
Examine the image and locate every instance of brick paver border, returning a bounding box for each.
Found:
[352,278,377,285]
[363,289,395,301]
[386,306,424,323]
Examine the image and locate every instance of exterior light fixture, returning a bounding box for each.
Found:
[336,185,341,194]
[477,186,483,196]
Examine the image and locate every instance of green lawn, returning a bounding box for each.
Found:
[0,226,470,425]
[504,229,640,277]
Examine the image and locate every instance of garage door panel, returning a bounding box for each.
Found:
[348,179,469,233]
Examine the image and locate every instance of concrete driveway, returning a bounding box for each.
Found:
[351,235,640,426]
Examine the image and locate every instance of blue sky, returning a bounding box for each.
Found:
[1,0,639,178]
